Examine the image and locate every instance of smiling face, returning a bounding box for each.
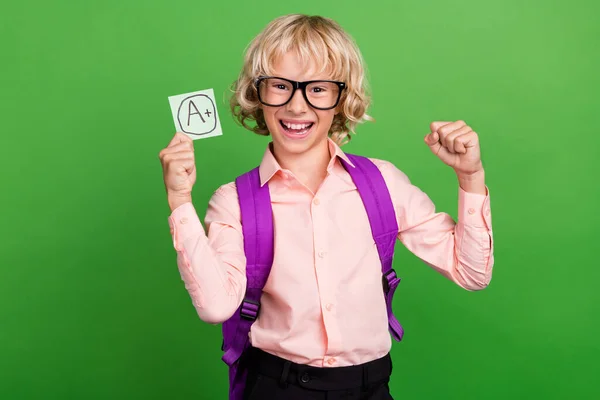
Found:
[231,15,373,151]
[260,51,338,161]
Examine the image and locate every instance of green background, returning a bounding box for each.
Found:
[2,0,598,398]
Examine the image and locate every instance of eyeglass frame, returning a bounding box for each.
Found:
[254,75,346,110]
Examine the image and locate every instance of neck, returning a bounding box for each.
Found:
[271,138,331,193]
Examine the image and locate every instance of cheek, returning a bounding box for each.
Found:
[263,107,275,120]
[263,107,279,127]
[317,111,336,127]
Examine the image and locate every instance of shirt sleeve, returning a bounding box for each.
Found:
[377,160,494,291]
[167,183,247,323]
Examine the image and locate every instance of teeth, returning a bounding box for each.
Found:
[284,121,311,130]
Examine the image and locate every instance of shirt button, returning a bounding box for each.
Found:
[467,208,475,215]
[327,358,336,365]
[313,198,320,206]
[326,303,333,311]
[180,217,188,224]
[318,250,326,258]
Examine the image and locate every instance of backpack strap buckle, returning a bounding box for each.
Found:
[382,269,398,294]
[240,298,260,321]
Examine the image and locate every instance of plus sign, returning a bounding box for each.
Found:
[204,109,212,118]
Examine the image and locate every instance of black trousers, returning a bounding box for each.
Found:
[242,347,394,400]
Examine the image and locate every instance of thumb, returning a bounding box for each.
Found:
[182,159,196,174]
[424,130,444,157]
[424,131,439,147]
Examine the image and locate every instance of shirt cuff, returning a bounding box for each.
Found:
[168,202,205,251]
[457,186,492,229]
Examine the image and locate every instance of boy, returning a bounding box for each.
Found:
[159,14,493,400]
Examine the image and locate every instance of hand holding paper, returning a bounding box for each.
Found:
[158,132,196,211]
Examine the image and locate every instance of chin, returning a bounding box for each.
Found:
[273,127,328,154]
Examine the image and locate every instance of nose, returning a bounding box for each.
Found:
[285,87,308,114]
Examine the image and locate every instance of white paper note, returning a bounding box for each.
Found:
[168,88,222,140]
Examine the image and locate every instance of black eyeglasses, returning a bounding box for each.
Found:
[254,76,346,110]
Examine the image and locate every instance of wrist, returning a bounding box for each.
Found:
[456,168,486,195]
[168,192,192,212]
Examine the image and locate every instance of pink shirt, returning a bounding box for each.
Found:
[168,138,494,368]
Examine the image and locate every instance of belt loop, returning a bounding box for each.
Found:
[279,360,291,388]
[362,364,369,391]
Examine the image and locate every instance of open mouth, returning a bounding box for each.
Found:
[279,120,315,136]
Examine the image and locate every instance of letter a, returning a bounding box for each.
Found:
[187,100,205,126]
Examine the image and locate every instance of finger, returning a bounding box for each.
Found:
[437,120,467,137]
[424,131,440,146]
[438,121,468,150]
[170,158,196,174]
[159,141,194,160]
[424,131,445,157]
[443,125,471,154]
[161,151,194,166]
[454,134,468,154]
[160,141,194,157]
[430,121,453,134]
[167,132,192,147]
[173,157,196,174]
[455,131,479,153]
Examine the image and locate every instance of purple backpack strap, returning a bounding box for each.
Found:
[221,167,274,400]
[341,154,404,342]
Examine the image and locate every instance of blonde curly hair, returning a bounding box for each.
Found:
[229,14,373,145]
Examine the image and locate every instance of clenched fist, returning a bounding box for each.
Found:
[158,132,196,211]
[424,121,483,176]
[424,120,487,195]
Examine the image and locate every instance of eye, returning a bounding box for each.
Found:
[270,82,289,90]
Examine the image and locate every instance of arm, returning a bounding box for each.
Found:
[381,162,493,291]
[379,119,494,290]
[168,184,247,323]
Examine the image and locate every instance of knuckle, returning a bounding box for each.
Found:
[439,126,452,135]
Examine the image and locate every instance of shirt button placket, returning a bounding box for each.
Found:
[312,195,334,352]
[312,194,341,357]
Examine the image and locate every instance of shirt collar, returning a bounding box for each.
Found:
[258,137,355,187]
